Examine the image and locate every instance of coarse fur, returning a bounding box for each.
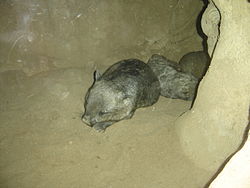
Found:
[82,59,160,131]
[147,54,198,101]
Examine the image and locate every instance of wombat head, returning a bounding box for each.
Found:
[82,71,135,131]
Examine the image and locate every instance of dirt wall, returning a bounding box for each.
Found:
[0,0,203,76]
[176,0,250,172]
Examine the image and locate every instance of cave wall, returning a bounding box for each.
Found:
[0,0,204,76]
[176,0,250,172]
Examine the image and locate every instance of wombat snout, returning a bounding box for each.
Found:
[81,114,92,127]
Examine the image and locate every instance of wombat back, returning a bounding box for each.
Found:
[101,59,160,107]
[148,54,198,101]
[179,51,210,80]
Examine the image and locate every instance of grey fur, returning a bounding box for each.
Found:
[82,59,160,131]
[147,54,198,101]
[179,51,210,80]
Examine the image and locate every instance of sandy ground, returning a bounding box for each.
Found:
[0,67,211,188]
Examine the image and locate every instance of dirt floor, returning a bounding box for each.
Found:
[0,67,214,188]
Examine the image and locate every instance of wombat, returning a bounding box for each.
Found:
[82,59,160,131]
[179,51,210,80]
[147,54,198,101]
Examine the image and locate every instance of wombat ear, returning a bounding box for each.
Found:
[94,70,102,81]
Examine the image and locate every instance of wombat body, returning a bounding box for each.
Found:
[179,51,210,80]
[82,59,160,131]
[147,54,198,101]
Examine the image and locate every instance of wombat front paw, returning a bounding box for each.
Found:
[92,121,114,132]
[93,124,106,132]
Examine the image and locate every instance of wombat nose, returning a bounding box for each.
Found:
[81,114,91,126]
